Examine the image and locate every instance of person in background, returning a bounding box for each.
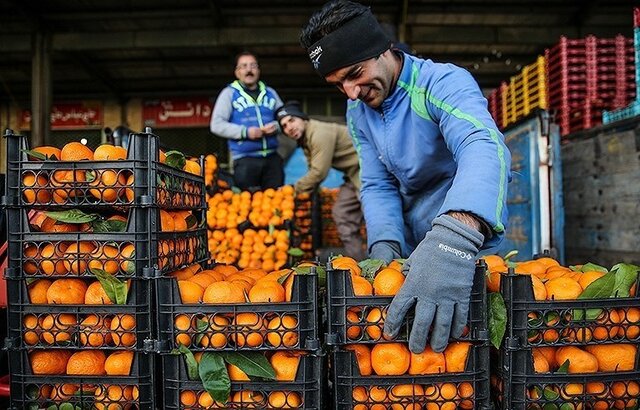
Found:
[276,101,365,260]
[301,0,511,353]
[210,51,284,190]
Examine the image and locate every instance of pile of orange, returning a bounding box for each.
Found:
[346,342,474,410]
[207,228,290,270]
[291,192,314,258]
[180,351,305,407]
[206,186,295,231]
[170,264,304,349]
[203,154,218,188]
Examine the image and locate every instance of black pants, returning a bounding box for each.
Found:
[233,154,284,191]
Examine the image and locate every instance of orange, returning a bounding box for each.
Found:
[228,363,250,381]
[371,343,410,376]
[31,145,61,160]
[61,141,94,161]
[592,309,621,341]
[160,209,175,231]
[88,244,122,275]
[584,344,637,372]
[24,243,67,276]
[611,381,639,409]
[266,315,298,347]
[618,307,640,339]
[110,314,136,347]
[484,254,507,273]
[409,346,445,374]
[249,280,285,303]
[270,351,301,381]
[578,270,607,289]
[535,346,557,369]
[66,350,107,375]
[89,169,127,202]
[486,270,503,293]
[514,260,547,277]
[212,264,239,277]
[458,382,475,410]
[346,308,362,341]
[23,314,41,346]
[94,385,138,409]
[389,384,424,410]
[545,277,582,300]
[50,383,78,401]
[39,217,78,233]
[232,313,265,347]
[183,160,201,176]
[124,174,135,203]
[345,344,372,376]
[202,281,245,304]
[62,241,97,274]
[530,274,547,301]
[536,257,560,269]
[174,314,193,346]
[425,383,458,410]
[231,390,264,407]
[30,350,72,374]
[352,275,373,296]
[332,256,362,276]
[80,314,113,347]
[104,350,134,376]
[47,278,88,304]
[178,280,204,303]
[22,172,51,204]
[28,279,52,304]
[268,391,301,409]
[532,348,550,373]
[85,281,114,304]
[444,341,472,373]
[180,390,197,406]
[93,144,127,160]
[202,315,230,348]
[168,266,195,280]
[365,307,385,340]
[41,313,76,344]
[555,346,598,373]
[586,382,609,410]
[119,243,136,274]
[373,268,405,296]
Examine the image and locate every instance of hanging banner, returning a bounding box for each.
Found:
[143,97,213,128]
[20,102,103,130]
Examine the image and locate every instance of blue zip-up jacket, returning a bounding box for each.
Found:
[210,80,283,159]
[347,52,511,256]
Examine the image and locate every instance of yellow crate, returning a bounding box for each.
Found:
[503,56,548,127]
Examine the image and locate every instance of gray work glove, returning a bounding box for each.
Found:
[369,240,402,264]
[383,214,483,353]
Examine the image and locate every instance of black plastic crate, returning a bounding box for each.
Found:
[326,262,488,346]
[5,277,155,350]
[492,346,640,409]
[3,129,205,210]
[499,272,640,348]
[156,272,320,352]
[8,348,155,409]
[332,343,490,409]
[162,351,323,409]
[4,209,209,280]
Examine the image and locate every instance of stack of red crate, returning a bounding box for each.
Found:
[487,82,506,129]
[546,35,636,136]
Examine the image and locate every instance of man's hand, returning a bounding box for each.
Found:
[247,126,263,140]
[369,241,402,264]
[260,121,278,135]
[383,214,483,353]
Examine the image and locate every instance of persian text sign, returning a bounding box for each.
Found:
[143,98,213,128]
[21,102,103,130]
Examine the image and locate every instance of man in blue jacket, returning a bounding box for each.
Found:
[210,51,284,190]
[301,0,511,354]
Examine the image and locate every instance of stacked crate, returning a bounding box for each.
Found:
[487,82,507,129]
[157,264,323,408]
[2,128,208,409]
[326,260,490,409]
[291,191,320,260]
[603,7,640,124]
[503,56,548,128]
[546,35,636,136]
[492,269,640,409]
[319,187,366,250]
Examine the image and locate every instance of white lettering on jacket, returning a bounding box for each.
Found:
[232,96,278,112]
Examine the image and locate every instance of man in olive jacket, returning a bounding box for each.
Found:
[276,101,365,260]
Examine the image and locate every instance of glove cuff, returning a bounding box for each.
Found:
[432,214,484,249]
